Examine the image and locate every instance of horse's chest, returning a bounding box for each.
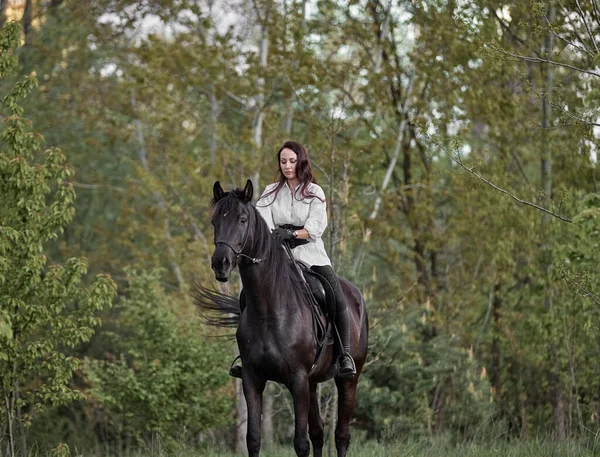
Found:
[237,324,290,355]
[237,320,312,373]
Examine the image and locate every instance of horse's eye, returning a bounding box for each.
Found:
[240,217,247,224]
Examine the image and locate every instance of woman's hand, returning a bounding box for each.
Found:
[271,227,296,242]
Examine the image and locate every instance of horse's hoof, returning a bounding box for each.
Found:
[229,365,243,379]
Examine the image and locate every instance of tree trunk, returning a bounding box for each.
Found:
[596,339,600,430]
[519,360,529,438]
[368,74,415,222]
[540,11,553,206]
[540,2,565,440]
[0,0,8,28]
[251,12,269,191]
[351,72,415,277]
[402,133,434,306]
[22,0,33,46]
[209,84,219,166]
[3,390,15,457]
[130,91,185,289]
[261,384,274,448]
[15,386,25,457]
[235,378,248,453]
[549,364,566,439]
[490,282,502,415]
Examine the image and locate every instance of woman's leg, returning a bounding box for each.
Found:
[311,265,356,378]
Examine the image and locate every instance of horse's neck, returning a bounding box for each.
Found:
[239,263,301,318]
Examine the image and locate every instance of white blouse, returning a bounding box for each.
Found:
[256,182,331,267]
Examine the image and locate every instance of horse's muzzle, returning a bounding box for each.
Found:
[211,247,235,282]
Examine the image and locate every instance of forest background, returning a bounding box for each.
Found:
[0,0,599,455]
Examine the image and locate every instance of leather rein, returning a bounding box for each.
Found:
[214,219,263,264]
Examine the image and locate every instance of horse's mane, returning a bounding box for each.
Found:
[211,189,308,300]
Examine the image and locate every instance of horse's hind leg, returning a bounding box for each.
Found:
[334,378,358,457]
[308,383,324,457]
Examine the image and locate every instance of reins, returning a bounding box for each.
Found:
[214,217,263,264]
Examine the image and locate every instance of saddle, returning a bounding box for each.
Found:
[296,261,334,317]
[293,260,336,373]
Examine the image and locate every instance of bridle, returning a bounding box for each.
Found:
[214,215,263,265]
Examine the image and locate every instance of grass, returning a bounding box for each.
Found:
[24,435,600,457]
[197,437,600,457]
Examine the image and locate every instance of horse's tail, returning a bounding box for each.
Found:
[192,282,240,328]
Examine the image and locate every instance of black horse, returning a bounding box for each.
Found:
[194,180,368,457]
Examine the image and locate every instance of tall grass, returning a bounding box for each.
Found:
[197,437,600,457]
[21,435,600,457]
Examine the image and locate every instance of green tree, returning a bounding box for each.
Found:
[84,268,232,451]
[0,21,116,457]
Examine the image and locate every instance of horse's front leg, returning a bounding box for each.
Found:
[242,373,266,457]
[308,382,324,457]
[289,373,311,457]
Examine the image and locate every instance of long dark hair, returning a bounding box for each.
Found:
[260,141,324,204]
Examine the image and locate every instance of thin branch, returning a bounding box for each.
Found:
[592,0,600,29]
[369,69,416,220]
[373,0,393,73]
[488,44,600,78]
[438,142,573,224]
[490,7,526,46]
[475,280,495,355]
[526,82,600,127]
[575,0,599,53]
[543,12,594,57]
[562,273,600,306]
[69,182,125,192]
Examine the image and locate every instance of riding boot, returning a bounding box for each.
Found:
[335,305,356,379]
[311,265,357,379]
[229,355,242,379]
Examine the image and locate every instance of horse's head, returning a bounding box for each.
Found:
[210,179,254,282]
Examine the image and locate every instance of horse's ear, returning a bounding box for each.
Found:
[213,181,225,201]
[243,179,253,203]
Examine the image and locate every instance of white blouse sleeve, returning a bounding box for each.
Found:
[303,185,327,242]
[255,184,276,232]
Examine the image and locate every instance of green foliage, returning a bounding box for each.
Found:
[84,268,232,448]
[2,0,599,448]
[0,19,116,455]
[356,305,494,439]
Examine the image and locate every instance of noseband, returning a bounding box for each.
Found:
[214,217,263,265]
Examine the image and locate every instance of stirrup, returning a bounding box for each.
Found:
[229,355,242,379]
[337,353,356,379]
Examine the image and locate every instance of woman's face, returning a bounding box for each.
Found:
[280,148,298,181]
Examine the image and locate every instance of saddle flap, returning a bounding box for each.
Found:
[296,261,335,317]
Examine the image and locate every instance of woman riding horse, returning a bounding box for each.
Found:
[229,140,356,379]
[197,144,368,456]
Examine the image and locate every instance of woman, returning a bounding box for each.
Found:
[229,141,356,379]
